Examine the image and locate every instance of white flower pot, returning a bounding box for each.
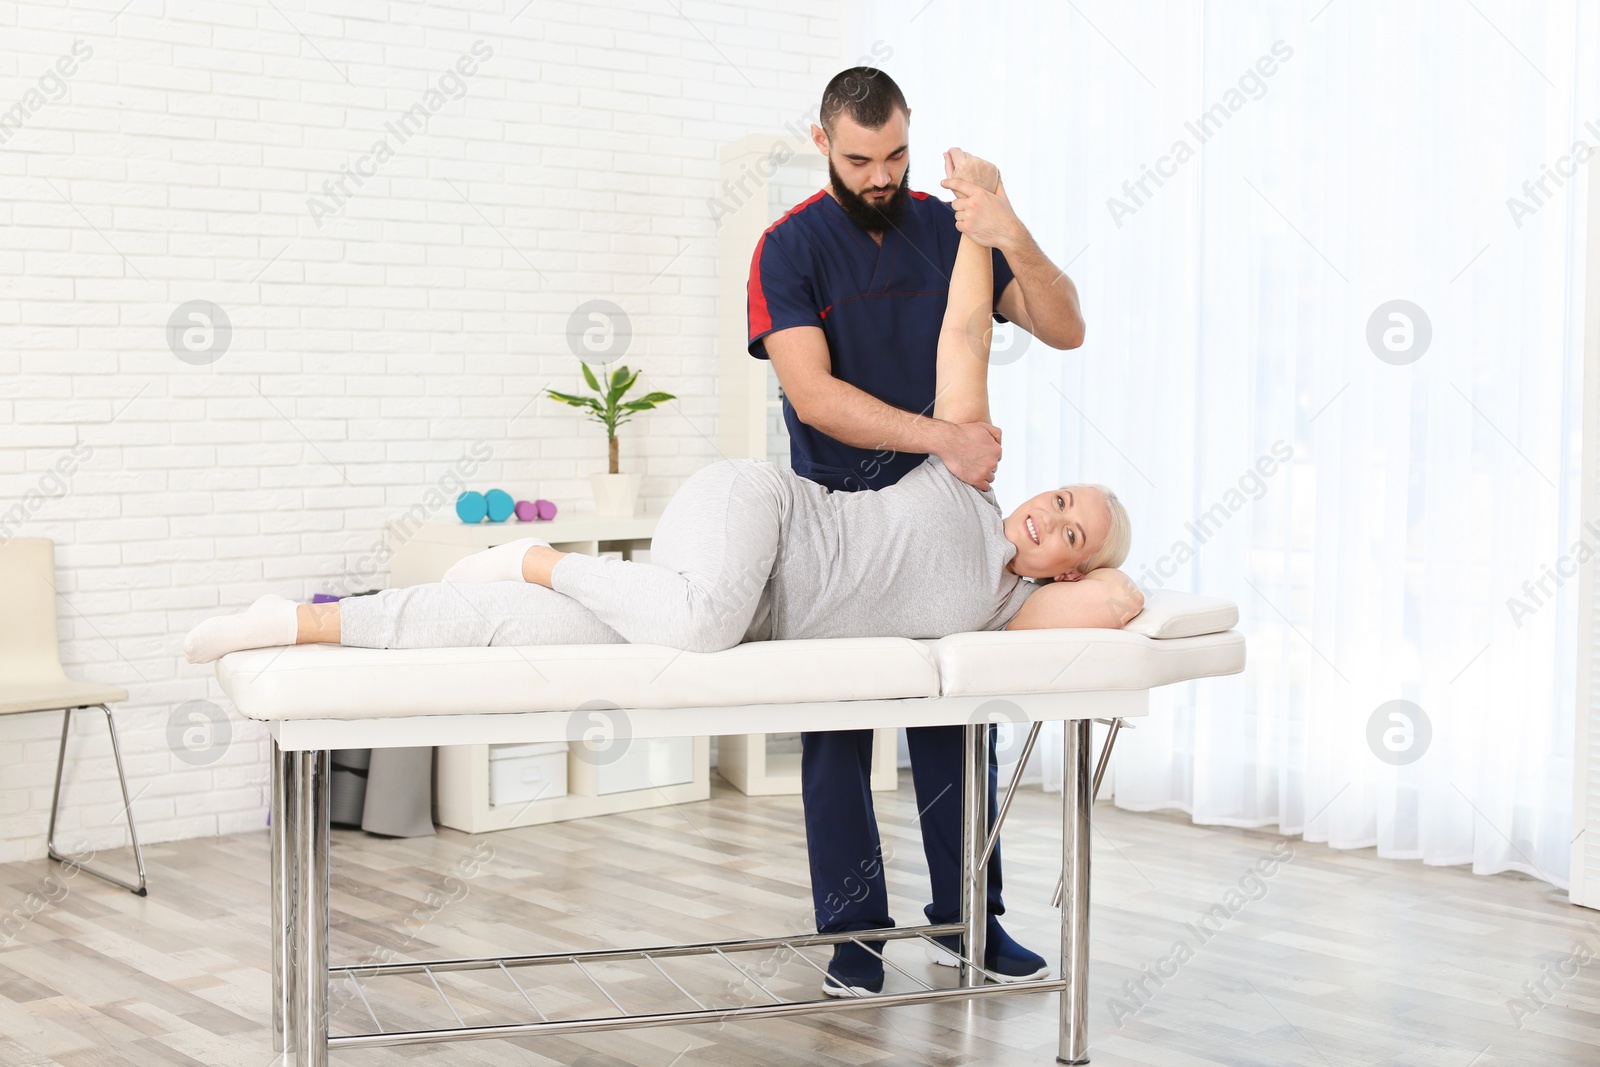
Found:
[590,472,642,518]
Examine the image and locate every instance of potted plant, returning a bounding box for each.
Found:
[546,364,675,517]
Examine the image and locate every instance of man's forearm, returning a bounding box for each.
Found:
[1001,227,1085,350]
[791,374,950,458]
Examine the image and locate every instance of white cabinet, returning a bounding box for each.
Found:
[718,731,898,797]
[436,738,711,835]
[569,736,696,796]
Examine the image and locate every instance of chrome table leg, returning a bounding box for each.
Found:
[1058,719,1092,1064]
[284,748,331,1067]
[271,742,293,1054]
[959,723,989,988]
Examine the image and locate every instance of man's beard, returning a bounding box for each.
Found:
[828,158,911,233]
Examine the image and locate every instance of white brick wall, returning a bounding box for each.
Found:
[0,0,847,862]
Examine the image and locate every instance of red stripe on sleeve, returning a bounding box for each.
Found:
[747,190,827,343]
[748,231,775,339]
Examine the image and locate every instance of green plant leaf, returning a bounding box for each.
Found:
[547,390,601,411]
[580,361,602,393]
[634,391,675,404]
[607,370,639,407]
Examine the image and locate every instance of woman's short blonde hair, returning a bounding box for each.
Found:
[1074,483,1131,573]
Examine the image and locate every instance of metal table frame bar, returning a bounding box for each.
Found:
[270,719,1096,1065]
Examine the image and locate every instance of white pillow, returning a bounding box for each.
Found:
[1122,589,1239,639]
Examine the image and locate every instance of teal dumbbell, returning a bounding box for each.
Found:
[484,489,514,522]
[457,489,517,523]
[456,491,487,523]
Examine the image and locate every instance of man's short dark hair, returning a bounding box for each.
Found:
[820,67,907,137]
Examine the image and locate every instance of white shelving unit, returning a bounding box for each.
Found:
[718,731,897,796]
[715,131,898,795]
[434,738,711,834]
[389,512,714,832]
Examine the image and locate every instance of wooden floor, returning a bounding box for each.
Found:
[1,774,1597,1066]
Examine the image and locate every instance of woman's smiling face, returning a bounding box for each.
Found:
[1003,485,1111,581]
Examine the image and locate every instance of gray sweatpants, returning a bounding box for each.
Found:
[340,460,788,654]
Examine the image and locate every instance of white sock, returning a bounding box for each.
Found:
[184,594,300,664]
[442,537,550,584]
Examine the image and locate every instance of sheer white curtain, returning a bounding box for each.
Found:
[852,1,1594,886]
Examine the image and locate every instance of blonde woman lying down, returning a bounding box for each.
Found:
[184,168,1141,665]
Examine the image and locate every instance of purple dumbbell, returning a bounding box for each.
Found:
[515,498,557,522]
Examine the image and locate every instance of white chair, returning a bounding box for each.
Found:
[0,538,147,895]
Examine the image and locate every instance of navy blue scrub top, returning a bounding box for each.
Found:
[746,188,1016,493]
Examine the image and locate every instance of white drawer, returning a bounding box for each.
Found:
[488,741,569,806]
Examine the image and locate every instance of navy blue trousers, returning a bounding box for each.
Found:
[802,724,1004,934]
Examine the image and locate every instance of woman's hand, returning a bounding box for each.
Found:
[943,178,1024,251]
[942,147,1000,194]
[935,420,1003,492]
[1004,567,1146,631]
[940,147,1022,250]
[1074,568,1145,625]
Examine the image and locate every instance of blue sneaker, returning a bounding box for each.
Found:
[821,939,886,997]
[926,918,1049,982]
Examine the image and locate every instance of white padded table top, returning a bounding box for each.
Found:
[214,591,1245,750]
[218,636,940,722]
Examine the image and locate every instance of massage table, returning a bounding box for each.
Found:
[215,588,1244,1066]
